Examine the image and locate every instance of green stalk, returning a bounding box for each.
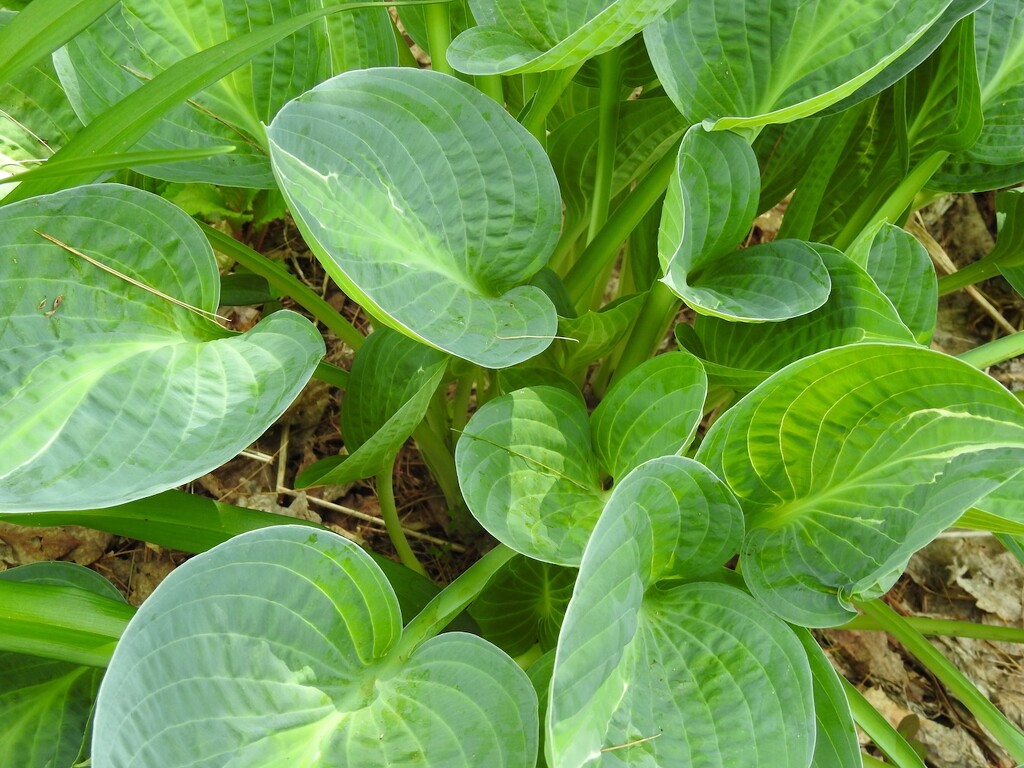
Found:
[411,421,464,516]
[841,614,1024,644]
[587,49,623,243]
[450,372,474,435]
[564,140,679,309]
[520,64,584,143]
[0,580,135,668]
[607,281,681,389]
[861,755,895,768]
[857,598,1024,762]
[833,150,949,252]
[843,677,927,768]
[312,360,350,389]
[389,543,516,661]
[424,3,453,75]
[938,258,1002,295]
[202,223,364,350]
[957,331,1024,369]
[475,74,505,105]
[376,462,429,577]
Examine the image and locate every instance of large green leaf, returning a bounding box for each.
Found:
[590,351,706,479]
[659,126,831,321]
[457,354,707,565]
[645,0,956,130]
[447,0,678,75]
[268,67,560,368]
[693,245,916,376]
[297,328,448,486]
[696,344,1024,626]
[0,184,324,512]
[54,0,393,187]
[92,526,537,767]
[0,563,127,768]
[0,10,82,199]
[548,457,812,768]
[932,0,1024,191]
[456,385,606,565]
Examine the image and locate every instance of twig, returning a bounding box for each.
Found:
[276,486,465,552]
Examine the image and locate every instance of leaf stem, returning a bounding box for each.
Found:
[564,139,679,309]
[607,281,680,389]
[587,48,622,243]
[412,420,464,515]
[938,257,1002,295]
[856,598,1024,762]
[475,74,504,105]
[833,150,949,252]
[424,3,453,75]
[391,543,516,660]
[842,677,927,768]
[840,613,1024,644]
[376,463,429,578]
[957,331,1024,369]
[201,223,364,350]
[520,64,584,143]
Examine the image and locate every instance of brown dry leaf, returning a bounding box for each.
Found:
[0,522,111,567]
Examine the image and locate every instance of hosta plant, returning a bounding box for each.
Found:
[2,0,1024,766]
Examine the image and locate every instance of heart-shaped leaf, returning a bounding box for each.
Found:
[457,385,605,565]
[0,184,324,512]
[549,457,811,768]
[447,0,678,75]
[297,328,448,487]
[645,0,957,129]
[556,293,645,373]
[590,351,707,479]
[693,245,916,375]
[93,525,538,767]
[268,68,560,368]
[53,0,394,186]
[697,343,1024,626]
[457,353,707,564]
[0,562,126,768]
[660,127,831,321]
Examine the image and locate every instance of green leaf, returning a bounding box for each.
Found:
[590,351,707,479]
[549,458,810,768]
[397,0,472,51]
[2,3,371,203]
[297,328,448,487]
[645,0,957,130]
[268,67,560,368]
[659,127,831,321]
[697,344,1024,626]
[0,563,127,768]
[0,184,324,512]
[447,0,678,76]
[793,628,862,768]
[932,0,1024,191]
[850,223,937,344]
[693,245,916,375]
[0,9,82,198]
[53,0,393,187]
[93,526,538,767]
[557,293,645,372]
[470,555,576,656]
[456,385,605,565]
[0,0,120,84]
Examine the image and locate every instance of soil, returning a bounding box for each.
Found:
[2,193,1023,767]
